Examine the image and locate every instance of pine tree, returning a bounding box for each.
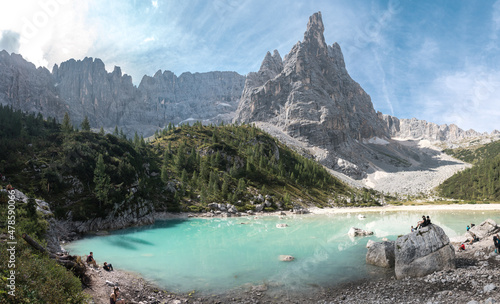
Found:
[81,116,91,131]
[93,154,111,210]
[181,169,188,186]
[238,178,246,193]
[191,171,198,188]
[133,132,140,148]
[61,112,73,133]
[119,128,126,140]
[113,125,119,136]
[99,127,105,135]
[161,157,169,184]
[221,174,230,199]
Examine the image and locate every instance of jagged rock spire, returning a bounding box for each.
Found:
[234,12,390,178]
[303,11,327,54]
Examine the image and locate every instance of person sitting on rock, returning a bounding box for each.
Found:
[468,233,479,245]
[86,251,98,268]
[411,226,416,232]
[466,225,470,231]
[416,215,426,229]
[103,262,114,271]
[425,216,431,226]
[110,286,125,304]
[470,223,475,228]
[459,243,466,251]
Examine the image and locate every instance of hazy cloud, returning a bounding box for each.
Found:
[0,30,20,53]
[417,67,500,132]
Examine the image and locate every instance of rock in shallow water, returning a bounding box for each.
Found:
[348,227,374,237]
[366,241,395,268]
[279,255,295,262]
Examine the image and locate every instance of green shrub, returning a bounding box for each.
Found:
[187,205,201,212]
[244,204,256,211]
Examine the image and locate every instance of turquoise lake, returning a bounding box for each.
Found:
[65,210,500,295]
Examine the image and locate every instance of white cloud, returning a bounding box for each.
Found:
[0,0,94,68]
[418,67,500,132]
[152,0,158,9]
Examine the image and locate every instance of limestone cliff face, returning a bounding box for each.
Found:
[0,50,66,119]
[52,57,139,128]
[235,12,389,149]
[137,70,245,126]
[381,114,488,143]
[1,51,245,136]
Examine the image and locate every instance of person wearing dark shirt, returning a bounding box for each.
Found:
[86,251,98,268]
[103,262,114,271]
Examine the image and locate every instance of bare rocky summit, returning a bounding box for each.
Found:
[235,12,389,177]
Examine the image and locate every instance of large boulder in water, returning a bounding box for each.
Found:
[395,224,455,279]
[348,227,373,237]
[366,241,395,268]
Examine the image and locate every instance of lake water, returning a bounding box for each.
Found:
[65,210,500,295]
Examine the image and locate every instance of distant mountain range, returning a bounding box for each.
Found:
[1,12,498,183]
[0,51,245,137]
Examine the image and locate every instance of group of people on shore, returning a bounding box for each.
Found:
[411,215,431,232]
[86,251,114,271]
[458,221,500,253]
[85,252,125,303]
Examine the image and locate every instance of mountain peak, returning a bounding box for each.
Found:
[303,12,327,51]
[259,50,282,75]
[306,11,324,33]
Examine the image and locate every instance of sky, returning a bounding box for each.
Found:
[0,0,499,133]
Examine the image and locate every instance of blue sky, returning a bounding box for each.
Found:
[1,0,499,132]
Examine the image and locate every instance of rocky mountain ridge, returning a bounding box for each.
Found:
[0,50,245,136]
[382,114,500,147]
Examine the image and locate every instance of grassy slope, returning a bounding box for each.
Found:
[151,123,367,211]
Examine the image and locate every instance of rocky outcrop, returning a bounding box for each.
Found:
[57,199,155,244]
[381,115,496,143]
[348,227,374,237]
[366,241,395,268]
[468,219,499,239]
[395,224,455,279]
[0,50,66,119]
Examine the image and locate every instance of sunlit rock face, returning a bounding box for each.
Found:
[235,12,389,147]
[234,12,390,178]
